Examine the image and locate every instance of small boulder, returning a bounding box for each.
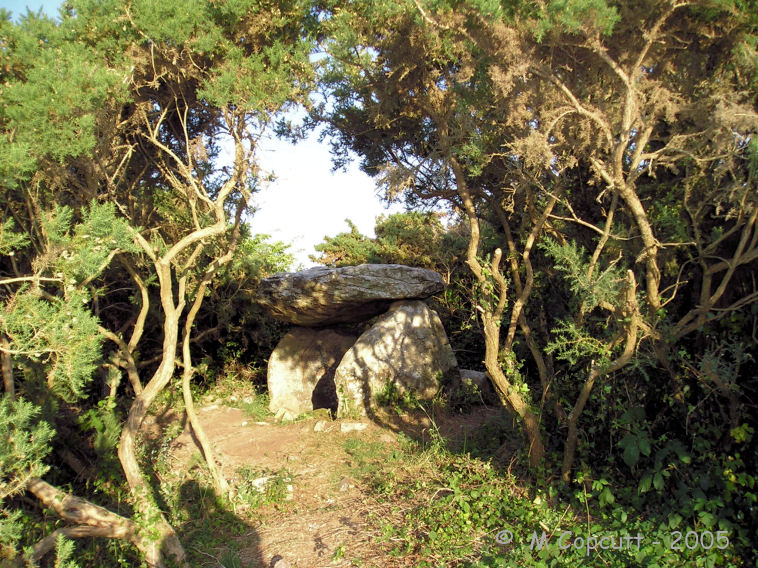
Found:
[339,421,368,433]
[268,328,357,419]
[256,264,445,326]
[457,369,497,403]
[313,420,330,432]
[270,556,291,568]
[334,300,458,417]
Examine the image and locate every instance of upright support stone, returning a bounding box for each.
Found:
[333,301,458,417]
[267,328,357,420]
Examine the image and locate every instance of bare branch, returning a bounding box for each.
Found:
[0,276,62,285]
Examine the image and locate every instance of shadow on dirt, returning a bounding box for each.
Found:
[175,479,265,568]
[140,404,267,567]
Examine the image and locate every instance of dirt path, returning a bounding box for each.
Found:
[161,403,506,567]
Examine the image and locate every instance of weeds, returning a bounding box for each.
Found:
[239,392,270,421]
[233,465,292,511]
[375,380,422,413]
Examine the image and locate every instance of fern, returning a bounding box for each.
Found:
[78,395,122,456]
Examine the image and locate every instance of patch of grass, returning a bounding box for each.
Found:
[239,391,271,421]
[445,377,492,413]
[356,432,745,568]
[278,406,333,424]
[209,363,262,403]
[341,435,421,499]
[218,548,242,568]
[233,465,292,511]
[168,477,248,567]
[342,436,402,477]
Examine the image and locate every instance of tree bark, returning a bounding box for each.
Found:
[483,316,546,467]
[26,478,162,564]
[181,276,229,498]
[449,155,546,467]
[1,335,14,399]
[117,263,187,567]
[178,201,245,499]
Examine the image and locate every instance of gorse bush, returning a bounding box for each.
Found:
[0,396,55,557]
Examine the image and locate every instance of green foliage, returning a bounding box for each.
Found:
[0,9,126,187]
[1,289,103,401]
[616,406,652,468]
[1,200,138,398]
[195,232,294,382]
[540,239,624,314]
[78,396,122,457]
[239,391,271,422]
[219,548,242,568]
[0,396,55,558]
[534,0,621,40]
[445,377,489,414]
[0,1,754,565]
[311,219,382,266]
[0,0,318,565]
[372,212,452,268]
[343,436,405,481]
[232,234,294,277]
[546,319,614,366]
[0,396,54,502]
[369,443,746,567]
[42,201,140,285]
[0,219,29,255]
[0,508,23,559]
[233,466,292,510]
[312,211,462,268]
[375,379,422,413]
[54,534,81,568]
[41,205,75,246]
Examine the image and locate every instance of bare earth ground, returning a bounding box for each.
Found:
[153,401,508,568]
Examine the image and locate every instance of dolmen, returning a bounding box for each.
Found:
[257,264,459,419]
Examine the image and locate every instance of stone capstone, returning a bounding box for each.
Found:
[256,264,445,326]
[333,300,458,417]
[267,328,357,420]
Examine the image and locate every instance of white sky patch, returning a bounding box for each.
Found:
[252,131,404,269]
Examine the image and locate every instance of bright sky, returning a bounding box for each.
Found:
[255,131,403,268]
[4,0,402,269]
